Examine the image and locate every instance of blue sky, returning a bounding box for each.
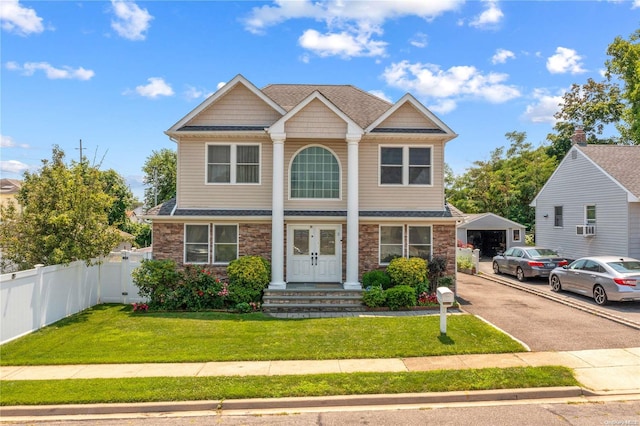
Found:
[1,1,639,201]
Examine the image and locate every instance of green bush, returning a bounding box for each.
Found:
[131,259,181,308]
[362,285,386,308]
[437,275,455,290]
[362,269,392,290]
[387,257,427,288]
[226,256,271,305]
[385,285,417,311]
[457,257,473,271]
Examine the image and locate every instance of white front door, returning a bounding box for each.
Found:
[287,224,342,283]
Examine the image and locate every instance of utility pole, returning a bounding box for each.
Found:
[76,139,85,164]
[153,167,158,206]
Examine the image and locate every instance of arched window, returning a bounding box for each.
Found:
[290,146,340,199]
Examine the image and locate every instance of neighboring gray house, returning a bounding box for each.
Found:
[456,212,526,258]
[530,143,640,261]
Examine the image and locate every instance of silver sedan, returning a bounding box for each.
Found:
[492,247,568,282]
[549,256,640,305]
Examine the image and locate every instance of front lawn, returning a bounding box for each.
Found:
[1,367,578,405]
[0,304,525,365]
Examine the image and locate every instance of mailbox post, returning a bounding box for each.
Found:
[436,287,454,335]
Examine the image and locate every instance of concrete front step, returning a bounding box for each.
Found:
[263,288,365,313]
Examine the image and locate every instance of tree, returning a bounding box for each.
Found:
[0,146,122,270]
[100,169,135,228]
[142,148,176,209]
[446,132,557,231]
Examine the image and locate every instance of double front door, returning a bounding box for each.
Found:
[287,224,342,283]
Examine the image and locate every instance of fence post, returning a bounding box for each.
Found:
[34,264,44,328]
[472,249,480,273]
[120,250,130,304]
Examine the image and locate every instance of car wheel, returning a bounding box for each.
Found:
[493,261,500,274]
[593,285,608,306]
[550,275,562,292]
[516,267,526,282]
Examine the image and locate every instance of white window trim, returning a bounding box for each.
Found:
[585,204,596,225]
[288,144,343,201]
[512,229,522,242]
[212,224,239,265]
[379,224,404,265]
[554,205,563,228]
[407,225,433,260]
[378,145,433,187]
[205,142,261,185]
[184,223,210,265]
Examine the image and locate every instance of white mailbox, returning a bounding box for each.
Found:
[437,287,454,307]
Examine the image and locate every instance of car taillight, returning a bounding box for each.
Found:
[558,260,568,267]
[613,278,637,286]
[528,261,545,267]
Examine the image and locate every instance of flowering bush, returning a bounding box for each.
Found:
[418,292,438,306]
[132,302,149,312]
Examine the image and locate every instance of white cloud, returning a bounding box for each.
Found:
[184,86,213,101]
[0,134,29,148]
[131,77,174,99]
[546,47,586,74]
[368,90,392,103]
[634,0,640,8]
[382,60,521,112]
[522,88,564,124]
[299,29,387,58]
[216,81,226,90]
[491,48,515,64]
[469,0,503,28]
[0,0,44,36]
[110,0,153,41]
[6,61,94,80]
[428,99,458,115]
[1,160,29,174]
[244,0,461,58]
[409,32,428,48]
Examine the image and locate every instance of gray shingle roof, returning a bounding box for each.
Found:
[579,145,640,198]
[261,84,393,129]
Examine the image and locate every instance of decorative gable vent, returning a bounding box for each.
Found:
[576,225,596,237]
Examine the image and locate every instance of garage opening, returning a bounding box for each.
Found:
[466,230,506,259]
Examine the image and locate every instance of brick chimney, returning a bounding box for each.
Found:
[571,125,587,146]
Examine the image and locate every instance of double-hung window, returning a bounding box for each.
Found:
[184,224,238,264]
[379,225,432,264]
[380,146,431,186]
[408,226,431,260]
[554,206,563,227]
[379,226,403,264]
[207,144,259,184]
[585,205,596,224]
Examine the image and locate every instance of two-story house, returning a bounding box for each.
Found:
[531,133,640,261]
[147,74,459,289]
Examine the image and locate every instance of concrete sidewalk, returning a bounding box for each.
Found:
[3,347,640,395]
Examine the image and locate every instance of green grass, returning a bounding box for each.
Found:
[0,367,578,406]
[0,304,525,365]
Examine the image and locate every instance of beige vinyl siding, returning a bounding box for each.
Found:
[377,103,439,129]
[358,137,446,210]
[284,139,347,210]
[176,136,273,209]
[285,99,348,139]
[189,85,281,127]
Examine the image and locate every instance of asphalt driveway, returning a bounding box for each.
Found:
[456,272,640,351]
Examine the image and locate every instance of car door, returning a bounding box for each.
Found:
[571,260,602,295]
[496,247,514,272]
[507,248,524,275]
[562,259,586,291]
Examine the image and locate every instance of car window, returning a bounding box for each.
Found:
[608,261,640,273]
[512,249,523,257]
[527,248,558,257]
[583,260,603,273]
[569,259,586,270]
[504,248,515,256]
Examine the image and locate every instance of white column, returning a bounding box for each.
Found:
[269,133,286,289]
[344,134,361,289]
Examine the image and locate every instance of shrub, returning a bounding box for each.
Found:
[226,256,271,305]
[457,257,473,271]
[362,285,386,308]
[385,285,417,311]
[131,259,181,308]
[180,265,228,310]
[427,256,448,292]
[362,269,392,290]
[235,302,252,313]
[387,257,427,288]
[437,275,455,290]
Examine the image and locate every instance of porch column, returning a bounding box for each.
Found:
[344,134,362,289]
[269,133,286,289]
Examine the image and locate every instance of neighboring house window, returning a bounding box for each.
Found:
[585,205,596,224]
[184,224,238,264]
[512,229,521,242]
[207,144,260,184]
[213,225,238,263]
[408,226,432,260]
[185,224,209,264]
[554,206,563,227]
[379,225,403,264]
[380,146,432,186]
[290,146,340,199]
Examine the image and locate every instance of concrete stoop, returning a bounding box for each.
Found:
[262,288,365,313]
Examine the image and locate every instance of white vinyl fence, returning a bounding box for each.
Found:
[0,250,150,345]
[456,247,480,273]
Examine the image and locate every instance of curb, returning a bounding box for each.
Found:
[0,386,587,417]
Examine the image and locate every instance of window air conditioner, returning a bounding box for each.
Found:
[576,225,596,236]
